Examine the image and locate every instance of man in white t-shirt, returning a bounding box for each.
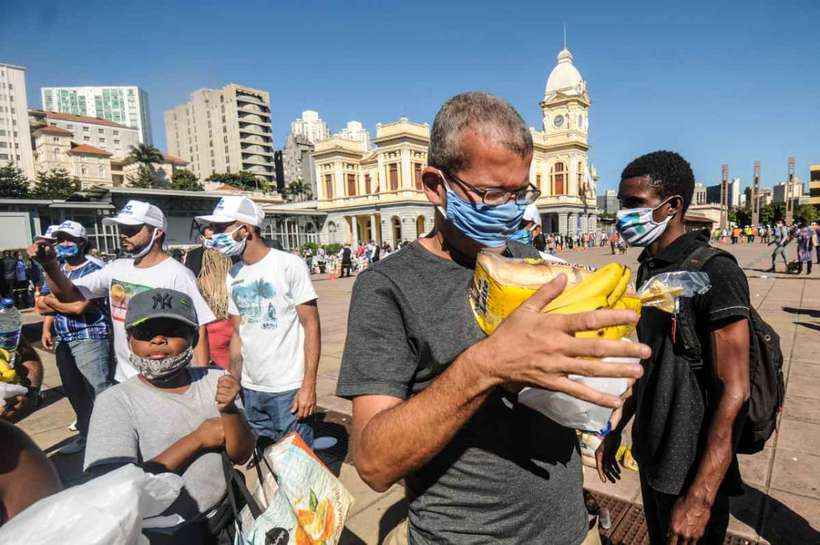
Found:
[29,200,216,382]
[195,196,320,447]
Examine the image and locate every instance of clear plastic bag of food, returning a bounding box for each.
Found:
[637,271,711,314]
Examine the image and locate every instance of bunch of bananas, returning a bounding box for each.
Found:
[543,262,641,340]
[470,252,644,340]
[0,348,17,383]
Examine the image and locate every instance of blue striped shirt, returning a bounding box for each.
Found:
[41,261,110,342]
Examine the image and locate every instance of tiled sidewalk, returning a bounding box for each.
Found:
[15,241,820,544]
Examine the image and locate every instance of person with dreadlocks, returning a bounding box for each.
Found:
[185,224,234,369]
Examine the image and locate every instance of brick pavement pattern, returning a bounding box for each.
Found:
[15,240,819,544]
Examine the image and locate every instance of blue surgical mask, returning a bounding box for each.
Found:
[443,185,526,248]
[204,227,247,257]
[508,227,533,245]
[616,201,672,247]
[56,242,80,259]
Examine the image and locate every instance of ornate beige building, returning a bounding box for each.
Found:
[32,125,113,188]
[313,46,599,245]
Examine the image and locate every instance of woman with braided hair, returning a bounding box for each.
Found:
[185,225,234,368]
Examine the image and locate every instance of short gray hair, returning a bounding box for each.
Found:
[428,92,533,173]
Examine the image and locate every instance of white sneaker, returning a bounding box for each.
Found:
[58,436,86,455]
[68,420,77,432]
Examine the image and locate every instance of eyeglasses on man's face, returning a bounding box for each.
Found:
[442,169,540,206]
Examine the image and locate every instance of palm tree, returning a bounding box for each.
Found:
[127,143,164,167]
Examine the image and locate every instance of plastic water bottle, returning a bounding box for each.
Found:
[0,298,22,359]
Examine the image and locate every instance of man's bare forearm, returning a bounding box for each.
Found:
[229,325,242,379]
[298,304,320,386]
[221,412,255,464]
[686,320,749,506]
[356,343,497,491]
[41,262,84,303]
[193,325,210,366]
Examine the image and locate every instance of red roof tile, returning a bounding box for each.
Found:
[33,125,73,137]
[32,109,133,130]
[68,143,112,157]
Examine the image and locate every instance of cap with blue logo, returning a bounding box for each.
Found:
[195,196,264,227]
[102,200,167,231]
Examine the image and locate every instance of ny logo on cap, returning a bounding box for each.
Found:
[152,293,173,310]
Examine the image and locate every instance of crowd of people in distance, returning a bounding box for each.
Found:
[713,221,819,274]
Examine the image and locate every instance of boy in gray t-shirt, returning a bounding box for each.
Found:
[84,288,255,531]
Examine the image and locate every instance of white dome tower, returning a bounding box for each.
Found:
[540,47,590,142]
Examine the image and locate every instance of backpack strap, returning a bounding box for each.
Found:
[680,245,736,272]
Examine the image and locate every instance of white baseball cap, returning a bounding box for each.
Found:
[52,220,87,239]
[35,225,58,242]
[195,196,265,227]
[102,200,167,231]
[523,203,542,226]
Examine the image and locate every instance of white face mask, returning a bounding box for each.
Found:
[615,200,673,247]
[126,228,158,259]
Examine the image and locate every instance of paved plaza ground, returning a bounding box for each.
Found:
[14,239,820,544]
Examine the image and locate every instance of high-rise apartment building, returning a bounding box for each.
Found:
[41,86,152,144]
[706,177,741,207]
[810,165,820,206]
[164,83,275,186]
[290,110,329,145]
[0,63,35,178]
[773,178,804,204]
[335,120,371,150]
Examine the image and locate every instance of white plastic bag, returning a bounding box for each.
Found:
[518,341,639,434]
[0,464,183,545]
[237,433,353,545]
[0,382,27,408]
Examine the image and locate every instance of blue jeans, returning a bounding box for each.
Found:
[242,387,314,448]
[55,338,113,437]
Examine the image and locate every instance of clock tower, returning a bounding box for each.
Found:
[540,47,589,145]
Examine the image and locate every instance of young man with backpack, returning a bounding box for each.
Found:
[596,151,782,545]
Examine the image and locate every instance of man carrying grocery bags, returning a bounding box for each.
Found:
[337,92,649,545]
[597,151,753,545]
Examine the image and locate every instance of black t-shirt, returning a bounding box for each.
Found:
[337,241,587,545]
[633,230,749,496]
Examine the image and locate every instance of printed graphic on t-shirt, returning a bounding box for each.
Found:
[231,278,278,329]
[110,278,153,322]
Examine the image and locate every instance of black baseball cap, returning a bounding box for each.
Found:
[124,288,199,331]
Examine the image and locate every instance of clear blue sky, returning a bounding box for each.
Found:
[3,0,818,192]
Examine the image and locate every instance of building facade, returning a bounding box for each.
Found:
[706,177,741,207]
[41,86,151,144]
[29,109,140,160]
[290,110,330,144]
[0,63,35,178]
[693,183,707,205]
[31,125,113,187]
[281,132,317,197]
[334,120,371,150]
[772,178,804,205]
[164,83,275,187]
[311,46,599,246]
[810,165,820,206]
[596,188,618,215]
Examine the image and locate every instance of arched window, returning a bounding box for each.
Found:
[416,215,426,236]
[551,162,565,195]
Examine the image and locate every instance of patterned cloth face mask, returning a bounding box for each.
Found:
[616,200,673,247]
[129,346,193,381]
[204,227,247,257]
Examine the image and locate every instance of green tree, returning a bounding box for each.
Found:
[206,171,263,191]
[171,168,204,191]
[285,179,312,201]
[0,164,31,198]
[31,169,81,199]
[796,204,817,224]
[128,165,158,188]
[127,143,164,167]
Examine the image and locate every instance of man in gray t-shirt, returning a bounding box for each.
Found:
[337,92,648,545]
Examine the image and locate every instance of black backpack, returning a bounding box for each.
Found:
[679,245,785,454]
